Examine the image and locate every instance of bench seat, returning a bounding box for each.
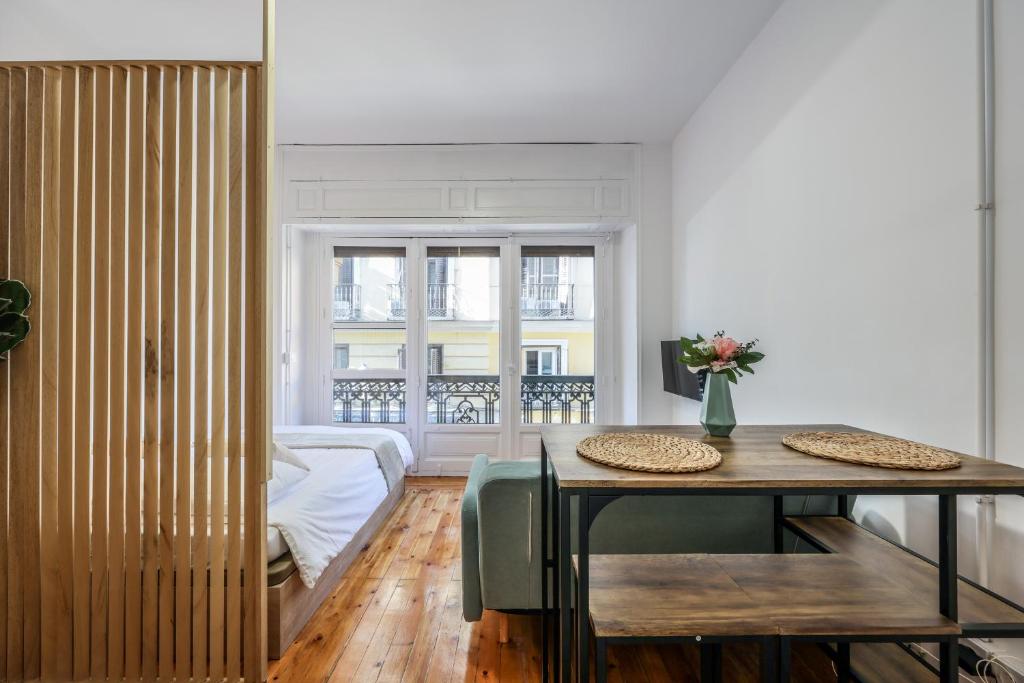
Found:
[785,515,1024,631]
[576,553,960,640]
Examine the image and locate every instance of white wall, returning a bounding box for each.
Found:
[638,145,675,424]
[0,1,261,61]
[670,0,1024,667]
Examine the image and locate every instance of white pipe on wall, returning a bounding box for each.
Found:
[975,0,996,591]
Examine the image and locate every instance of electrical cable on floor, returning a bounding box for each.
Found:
[976,653,1023,682]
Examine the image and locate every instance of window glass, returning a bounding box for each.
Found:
[520,246,595,423]
[425,245,501,424]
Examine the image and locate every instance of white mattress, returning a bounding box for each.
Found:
[266,447,389,586]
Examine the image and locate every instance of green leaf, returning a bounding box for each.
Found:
[0,280,30,315]
[0,313,30,359]
[724,368,738,384]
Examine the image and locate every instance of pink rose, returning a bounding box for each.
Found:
[712,336,739,361]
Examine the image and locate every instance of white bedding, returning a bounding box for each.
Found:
[267,426,413,588]
[273,425,415,468]
[268,448,387,587]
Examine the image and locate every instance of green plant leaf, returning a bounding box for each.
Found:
[0,313,30,359]
[0,280,30,315]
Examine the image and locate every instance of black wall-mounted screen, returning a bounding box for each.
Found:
[661,340,706,401]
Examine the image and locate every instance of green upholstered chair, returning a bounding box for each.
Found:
[461,453,850,622]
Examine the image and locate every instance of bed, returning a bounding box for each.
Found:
[266,426,413,658]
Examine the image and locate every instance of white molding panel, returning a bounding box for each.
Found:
[288,179,630,219]
[280,144,637,222]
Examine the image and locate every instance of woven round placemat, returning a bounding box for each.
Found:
[576,433,722,473]
[782,431,961,471]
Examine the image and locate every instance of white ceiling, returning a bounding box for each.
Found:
[277,0,783,144]
[1,0,783,145]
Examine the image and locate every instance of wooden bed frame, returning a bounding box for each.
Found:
[267,479,406,658]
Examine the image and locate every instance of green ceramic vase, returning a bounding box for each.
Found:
[700,372,736,437]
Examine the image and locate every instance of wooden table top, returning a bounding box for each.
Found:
[579,553,961,639]
[542,424,1024,491]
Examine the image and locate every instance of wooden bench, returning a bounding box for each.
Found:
[785,515,1024,680]
[576,553,959,682]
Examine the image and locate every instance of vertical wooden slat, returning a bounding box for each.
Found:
[192,65,212,681]
[0,58,265,682]
[91,64,112,679]
[225,66,244,682]
[5,66,25,683]
[175,64,194,681]
[243,64,269,683]
[124,63,146,682]
[54,64,76,683]
[209,65,229,681]
[39,64,62,682]
[72,64,94,681]
[108,64,129,680]
[0,65,11,682]
[158,64,178,683]
[14,64,44,682]
[141,64,160,683]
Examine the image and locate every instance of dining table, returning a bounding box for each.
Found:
[538,424,1024,683]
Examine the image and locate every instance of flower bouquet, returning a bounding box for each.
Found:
[678,332,764,436]
[678,332,764,383]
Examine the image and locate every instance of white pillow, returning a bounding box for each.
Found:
[267,460,309,504]
[273,441,310,471]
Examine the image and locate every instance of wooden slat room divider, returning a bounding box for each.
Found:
[0,62,268,682]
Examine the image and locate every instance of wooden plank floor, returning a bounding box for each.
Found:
[267,479,843,682]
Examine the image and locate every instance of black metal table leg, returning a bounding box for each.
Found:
[759,636,776,682]
[778,637,791,683]
[541,442,549,683]
[700,642,723,683]
[773,495,784,553]
[551,466,560,683]
[595,638,608,683]
[837,494,849,518]
[577,492,590,683]
[558,489,572,683]
[836,642,850,682]
[938,495,959,683]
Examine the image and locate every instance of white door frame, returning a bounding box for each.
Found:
[313,231,614,473]
[510,234,612,460]
[316,236,422,467]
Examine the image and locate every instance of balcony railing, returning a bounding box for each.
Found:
[332,283,362,322]
[385,283,456,320]
[333,375,594,425]
[333,378,406,423]
[386,284,407,320]
[520,283,575,319]
[382,282,576,321]
[426,283,455,319]
[520,374,595,424]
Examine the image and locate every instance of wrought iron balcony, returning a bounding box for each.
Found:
[426,375,501,424]
[427,283,455,319]
[332,283,362,322]
[332,375,594,425]
[386,284,407,320]
[520,374,595,424]
[385,283,456,320]
[521,283,575,319]
[332,378,406,424]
